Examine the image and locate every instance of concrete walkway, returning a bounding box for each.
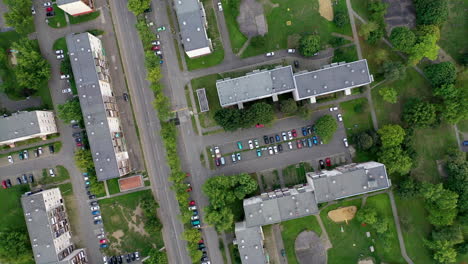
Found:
[96,186,151,200]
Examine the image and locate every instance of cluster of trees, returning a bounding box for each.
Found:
[356,206,392,248]
[315,115,338,144]
[358,0,388,44]
[402,98,437,128]
[413,0,448,26]
[74,149,104,195]
[333,8,349,28]
[214,102,275,131]
[299,35,321,57]
[3,0,34,35]
[0,230,31,264]
[202,174,258,231]
[377,124,413,175]
[57,99,83,124]
[12,39,51,92]
[145,249,168,264]
[127,0,152,15]
[444,149,468,215]
[140,196,162,236]
[280,99,311,119]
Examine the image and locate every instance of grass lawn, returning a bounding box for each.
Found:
[58,182,81,237]
[229,243,242,264]
[332,45,358,63]
[359,37,402,83]
[191,73,222,128]
[47,4,67,28]
[458,119,468,133]
[185,2,224,70]
[69,11,100,24]
[52,37,68,52]
[280,215,322,264]
[107,178,120,195]
[241,0,352,58]
[221,0,248,54]
[282,162,312,187]
[99,190,164,256]
[0,184,30,232]
[371,68,431,126]
[36,165,70,185]
[340,97,373,141]
[410,123,458,183]
[439,0,468,64]
[350,0,371,20]
[395,195,436,264]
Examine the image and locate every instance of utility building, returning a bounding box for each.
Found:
[57,0,94,16]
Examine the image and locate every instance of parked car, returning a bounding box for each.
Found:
[49,168,55,177]
[215,158,221,167]
[6,179,12,188]
[151,45,160,51]
[100,244,108,248]
[220,157,225,165]
[62,88,72,93]
[254,139,259,148]
[302,127,308,136]
[31,6,36,15]
[236,141,243,150]
[294,60,299,68]
[99,239,107,244]
[89,195,96,199]
[313,136,318,145]
[248,140,254,149]
[72,123,80,129]
[263,136,269,144]
[281,249,286,256]
[55,50,64,55]
[92,210,100,215]
[16,177,22,185]
[343,138,349,147]
[337,114,343,122]
[189,200,196,206]
[29,174,34,183]
[274,134,280,142]
[277,144,283,152]
[282,132,287,141]
[217,2,223,11]
[157,26,166,32]
[193,224,201,229]
[151,40,161,46]
[49,145,55,153]
[269,136,274,143]
[329,106,338,111]
[292,129,297,138]
[287,49,296,53]
[23,150,28,159]
[319,160,325,169]
[7,155,13,163]
[19,152,24,160]
[43,2,52,7]
[265,52,275,57]
[192,219,201,226]
[76,142,83,147]
[186,183,193,192]
[1,180,7,189]
[90,206,100,211]
[307,126,312,134]
[57,54,65,60]
[72,132,81,138]
[60,74,70,79]
[273,145,278,154]
[123,93,129,101]
[288,141,293,149]
[231,154,237,163]
[191,215,199,221]
[188,205,197,211]
[268,146,273,155]
[236,153,241,161]
[93,215,102,220]
[198,243,206,249]
[192,210,199,216]
[307,138,313,148]
[134,252,140,260]
[325,158,331,167]
[38,147,43,155]
[22,174,28,183]
[256,149,262,157]
[296,140,303,149]
[90,201,98,206]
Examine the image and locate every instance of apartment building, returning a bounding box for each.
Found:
[66,32,130,181]
[21,188,88,264]
[57,0,94,16]
[0,111,57,147]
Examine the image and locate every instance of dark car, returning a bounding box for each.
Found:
[49,145,55,153]
[94,220,102,225]
[16,177,22,184]
[281,249,286,257]
[72,132,81,138]
[46,11,55,17]
[215,158,220,167]
[302,127,308,136]
[192,210,199,216]
[29,174,34,183]
[87,191,92,196]
[123,93,129,101]
[263,135,269,144]
[275,134,281,142]
[6,179,12,188]
[126,254,131,263]
[75,137,82,142]
[90,201,98,206]
[201,256,209,262]
[319,160,325,169]
[294,60,299,68]
[269,136,274,143]
[131,253,136,261]
[22,174,28,183]
[307,138,313,148]
[198,243,206,249]
[117,256,123,264]
[19,152,24,160]
[72,123,80,129]
[89,195,96,199]
[277,144,283,152]
[307,126,312,134]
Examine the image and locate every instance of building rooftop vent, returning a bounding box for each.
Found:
[363,186,368,189]
[323,85,328,89]
[186,38,190,42]
[307,89,311,93]
[182,21,186,25]
[99,168,103,172]
[313,75,317,79]
[76,39,80,42]
[362,69,366,73]
[197,27,201,31]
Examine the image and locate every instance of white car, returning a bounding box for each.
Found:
[55,50,64,55]
[38,147,43,155]
[60,74,70,80]
[214,146,221,158]
[193,224,201,229]
[288,141,293,149]
[155,50,162,55]
[288,131,293,140]
[102,256,108,264]
[329,106,338,111]
[94,215,102,220]
[343,138,349,148]
[282,132,287,141]
[7,155,13,164]
[287,49,296,53]
[266,52,275,57]
[254,139,259,148]
[191,215,199,220]
[337,114,343,122]
[97,233,105,239]
[151,41,161,46]
[31,6,36,15]
[188,205,197,211]
[43,2,52,7]
[268,146,273,155]
[217,2,223,11]
[49,168,55,177]
[273,145,278,154]
[84,176,89,181]
[56,54,64,59]
[23,150,28,159]
[61,88,72,93]
[91,206,100,211]
[248,140,254,150]
[134,252,140,260]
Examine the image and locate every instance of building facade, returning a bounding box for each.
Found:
[67,33,130,181]
[57,0,94,16]
[0,111,57,147]
[173,0,212,58]
[21,188,88,264]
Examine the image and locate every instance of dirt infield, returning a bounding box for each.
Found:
[118,175,143,192]
[319,0,334,21]
[327,206,357,223]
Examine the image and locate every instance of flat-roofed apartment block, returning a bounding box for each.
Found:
[234,162,390,264]
[216,60,373,108]
[66,33,130,181]
[0,111,57,147]
[21,188,88,264]
[57,0,94,16]
[173,0,212,58]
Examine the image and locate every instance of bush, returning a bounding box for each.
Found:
[379,87,398,103]
[413,0,448,26]
[333,10,349,27]
[280,99,298,114]
[299,35,321,57]
[424,62,457,87]
[315,115,338,144]
[250,36,266,47]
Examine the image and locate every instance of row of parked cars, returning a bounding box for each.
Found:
[7,145,55,164]
[1,173,35,189]
[103,253,140,264]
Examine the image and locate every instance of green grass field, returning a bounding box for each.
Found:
[52,37,68,52]
[340,98,373,140]
[69,11,100,24]
[458,119,468,132]
[350,0,371,20]
[0,184,30,232]
[36,165,70,185]
[107,178,120,195]
[185,3,224,70]
[359,37,402,82]
[191,73,223,128]
[47,4,67,28]
[221,0,247,54]
[280,215,322,264]
[240,0,352,58]
[282,162,312,187]
[332,45,358,63]
[439,0,468,64]
[99,190,164,256]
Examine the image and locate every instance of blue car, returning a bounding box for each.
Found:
[92,210,100,215]
[313,136,318,145]
[192,210,199,216]
[82,172,89,176]
[256,149,262,157]
[192,220,200,225]
[302,127,307,136]
[100,244,108,248]
[307,138,313,147]
[85,181,90,185]
[275,134,281,142]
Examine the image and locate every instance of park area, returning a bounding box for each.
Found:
[99,190,164,256]
[439,0,468,64]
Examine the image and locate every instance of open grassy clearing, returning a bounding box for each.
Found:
[52,37,68,52]
[282,162,312,187]
[107,178,120,195]
[241,0,352,58]
[47,4,67,28]
[185,1,224,70]
[350,0,371,20]
[458,119,468,133]
[69,11,100,24]
[439,0,468,64]
[280,215,322,264]
[99,190,164,256]
[340,97,373,141]
[58,182,80,236]
[0,184,30,232]
[221,0,248,54]
[36,165,70,185]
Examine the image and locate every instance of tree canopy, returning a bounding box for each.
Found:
[315,115,338,144]
[356,207,378,225]
[413,0,448,26]
[444,149,468,214]
[380,61,406,81]
[214,103,275,131]
[355,132,374,150]
[299,35,321,57]
[57,99,83,123]
[74,149,94,172]
[424,62,457,87]
[378,146,413,175]
[146,250,168,264]
[390,27,416,53]
[377,124,406,148]
[0,230,31,263]
[402,99,437,127]
[280,99,298,114]
[378,87,398,104]
[420,182,458,226]
[333,10,349,27]
[3,0,34,35]
[433,84,468,124]
[127,0,152,15]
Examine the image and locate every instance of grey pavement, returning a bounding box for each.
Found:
[0,93,43,112]
[272,224,287,264]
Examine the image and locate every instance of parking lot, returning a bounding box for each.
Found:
[206,108,350,174]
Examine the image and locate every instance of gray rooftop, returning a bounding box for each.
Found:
[173,0,210,52]
[308,162,391,203]
[217,66,295,107]
[0,111,46,143]
[235,222,267,264]
[66,33,121,181]
[21,191,61,264]
[294,59,372,99]
[243,185,318,228]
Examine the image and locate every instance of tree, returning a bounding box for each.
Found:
[280,99,298,114]
[424,62,457,87]
[358,21,379,40]
[373,218,389,233]
[214,108,243,131]
[377,124,406,148]
[408,27,440,65]
[183,229,202,243]
[390,27,416,53]
[315,115,338,144]
[402,99,437,127]
[356,132,374,150]
[433,84,468,124]
[380,61,406,81]
[247,102,275,125]
[356,207,378,225]
[444,149,468,214]
[3,0,34,35]
[432,226,464,245]
[379,87,398,103]
[57,99,83,123]
[374,49,389,65]
[378,146,413,175]
[146,250,168,264]
[299,35,321,57]
[127,0,152,15]
[421,182,458,226]
[333,10,349,27]
[12,39,51,91]
[204,206,234,231]
[425,239,457,263]
[74,149,94,172]
[397,178,420,198]
[297,105,311,120]
[147,67,162,83]
[0,230,31,263]
[413,0,448,26]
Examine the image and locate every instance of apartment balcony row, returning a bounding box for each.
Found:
[58,245,75,261]
[118,159,131,175]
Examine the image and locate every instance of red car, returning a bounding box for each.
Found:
[151,45,160,51]
[186,183,192,192]
[325,158,331,167]
[46,6,53,12]
[255,123,264,128]
[186,173,190,177]
[1,180,7,189]
[291,129,297,138]
[99,239,107,244]
[296,140,302,149]
[198,239,204,244]
[76,142,83,147]
[189,200,195,206]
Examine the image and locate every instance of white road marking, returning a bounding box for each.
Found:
[100,9,105,24]
[111,55,116,63]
